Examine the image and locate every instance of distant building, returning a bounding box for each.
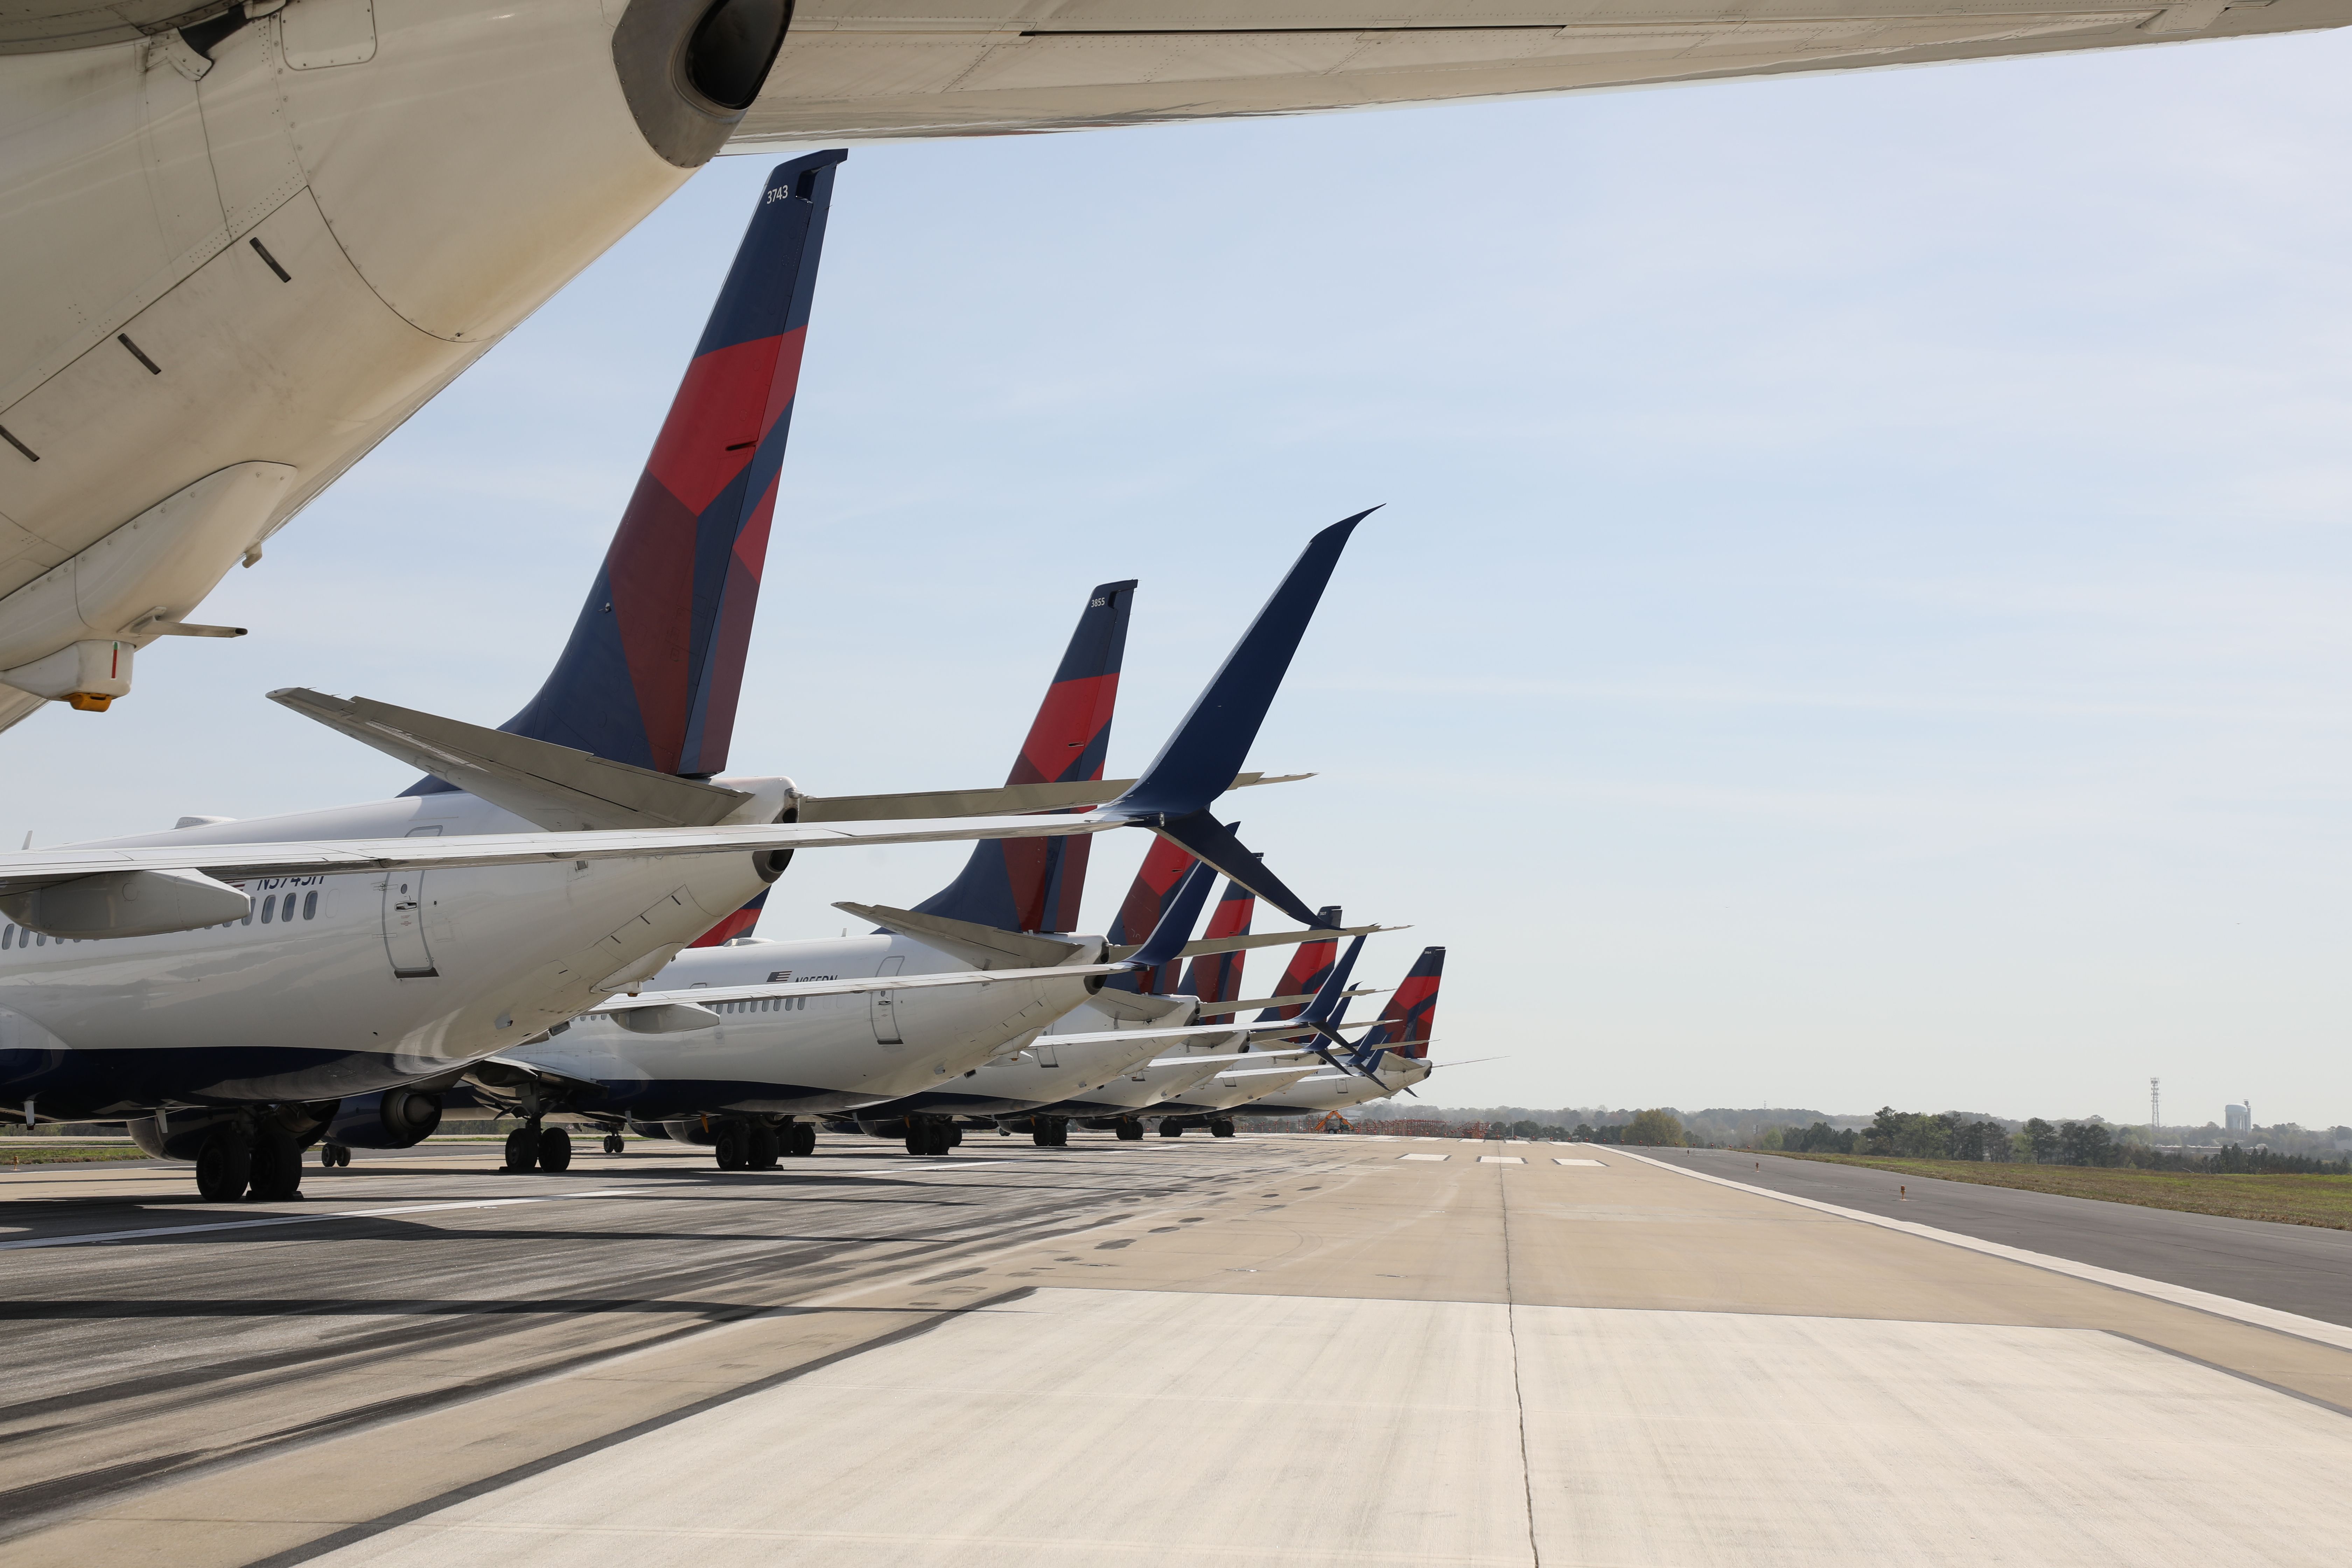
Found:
[2226,1103,2252,1133]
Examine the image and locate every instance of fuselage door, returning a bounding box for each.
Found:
[869,955,906,1044]
[382,825,440,978]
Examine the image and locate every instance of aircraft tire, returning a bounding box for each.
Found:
[749,1125,781,1169]
[248,1127,303,1200]
[195,1130,253,1202]
[1158,1121,1184,1138]
[903,1128,925,1156]
[538,1127,574,1172]
[503,1125,541,1172]
[788,1122,816,1157]
[925,1118,953,1157]
[714,1124,749,1170]
[1211,1120,1236,1139]
[603,1133,625,1155]
[1031,1122,1052,1147]
[948,1122,964,1147]
[1051,1119,1070,1147]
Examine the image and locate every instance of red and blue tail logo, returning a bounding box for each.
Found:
[912,579,1136,933]
[1103,834,1198,993]
[1254,906,1340,1021]
[1177,875,1256,1005]
[1361,946,1444,1059]
[425,150,847,794]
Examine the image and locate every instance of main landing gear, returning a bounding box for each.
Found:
[1159,1120,1185,1138]
[502,1122,573,1172]
[711,1118,810,1169]
[1029,1116,1069,1148]
[317,1143,352,1168]
[189,1114,319,1202]
[602,1132,626,1155]
[903,1115,956,1157]
[1211,1119,1237,1138]
[1114,1119,1144,1142]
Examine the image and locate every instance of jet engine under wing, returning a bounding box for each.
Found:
[798,771,1308,822]
[0,813,1123,902]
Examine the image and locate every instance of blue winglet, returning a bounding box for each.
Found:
[1121,858,1222,974]
[1104,509,1371,927]
[1113,510,1372,820]
[1298,934,1382,1078]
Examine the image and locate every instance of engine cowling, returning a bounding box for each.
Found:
[326,1088,442,1149]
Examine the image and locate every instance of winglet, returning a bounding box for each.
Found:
[1098,510,1370,926]
[1122,859,1222,973]
[1111,511,1371,821]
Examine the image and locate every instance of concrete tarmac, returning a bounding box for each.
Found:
[4,1134,2351,1566]
[1676,1145,2352,1326]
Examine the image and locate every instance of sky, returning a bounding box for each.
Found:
[13,28,2352,1127]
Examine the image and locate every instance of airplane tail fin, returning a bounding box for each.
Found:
[1106,510,1368,924]
[1120,860,1221,973]
[1360,945,1444,1059]
[416,149,847,794]
[911,579,1136,932]
[1102,835,1199,994]
[690,887,768,947]
[1176,874,1255,1004]
[1255,906,1340,1022]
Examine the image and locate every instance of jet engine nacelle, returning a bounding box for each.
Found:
[325,1087,443,1148]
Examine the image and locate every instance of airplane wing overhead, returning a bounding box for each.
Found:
[0,813,1121,898]
[798,770,1308,822]
[724,4,2340,147]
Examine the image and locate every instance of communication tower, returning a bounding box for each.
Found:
[2149,1077,2160,1140]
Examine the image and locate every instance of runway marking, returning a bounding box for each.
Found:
[0,1187,653,1253]
[1479,1156,1524,1165]
[1553,1158,1605,1167]
[1616,1149,2352,1356]
[1399,1154,1449,1162]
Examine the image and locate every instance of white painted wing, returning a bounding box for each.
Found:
[0,813,1120,896]
[603,964,1124,1007]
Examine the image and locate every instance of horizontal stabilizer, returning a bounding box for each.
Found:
[608,962,1122,1008]
[832,901,1094,971]
[1191,985,1380,1018]
[1105,922,1399,963]
[800,770,1305,823]
[0,813,1122,903]
[1078,989,1193,1025]
[273,688,752,832]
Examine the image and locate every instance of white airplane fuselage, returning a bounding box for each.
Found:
[0,785,788,1116]
[857,995,1191,1121]
[507,933,1110,1121]
[1239,1058,1432,1118]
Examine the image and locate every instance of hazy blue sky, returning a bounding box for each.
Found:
[15,28,2352,1126]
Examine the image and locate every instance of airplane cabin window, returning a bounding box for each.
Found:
[304,891,318,919]
[241,903,254,927]
[260,896,275,924]
[2,925,11,949]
